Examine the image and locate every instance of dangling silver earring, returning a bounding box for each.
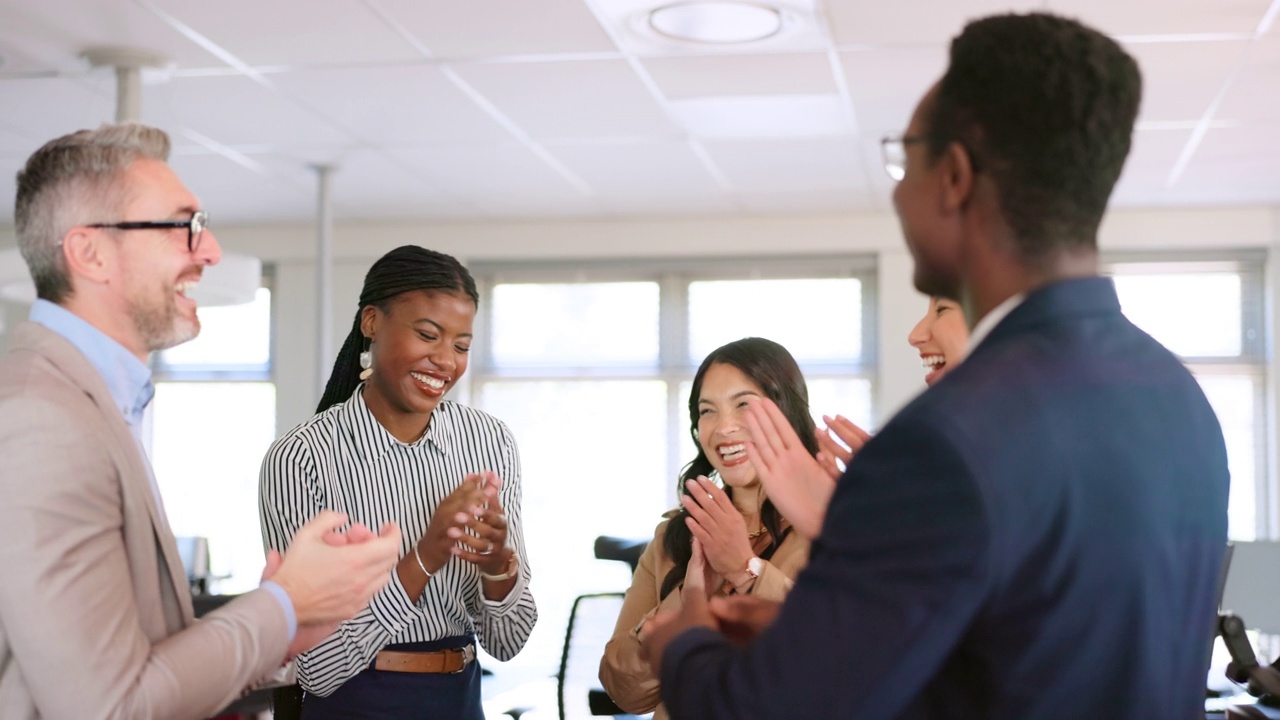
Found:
[359,350,373,380]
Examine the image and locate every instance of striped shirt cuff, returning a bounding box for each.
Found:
[367,569,421,633]
[259,580,297,643]
[480,566,528,614]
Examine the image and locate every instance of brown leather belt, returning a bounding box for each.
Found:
[373,644,476,674]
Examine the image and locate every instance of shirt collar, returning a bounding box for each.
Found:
[343,384,452,464]
[966,292,1025,355]
[29,299,154,428]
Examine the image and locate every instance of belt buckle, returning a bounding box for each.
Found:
[451,644,476,674]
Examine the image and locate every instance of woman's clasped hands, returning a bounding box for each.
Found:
[416,470,512,577]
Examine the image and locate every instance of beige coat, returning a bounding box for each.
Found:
[599,517,809,720]
[0,322,290,719]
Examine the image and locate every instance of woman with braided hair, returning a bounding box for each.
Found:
[259,245,535,719]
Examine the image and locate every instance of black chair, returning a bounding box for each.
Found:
[555,536,648,720]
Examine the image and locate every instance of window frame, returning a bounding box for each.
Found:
[468,255,878,502]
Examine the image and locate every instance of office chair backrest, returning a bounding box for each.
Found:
[594,536,647,574]
[557,593,627,720]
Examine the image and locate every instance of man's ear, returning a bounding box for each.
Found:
[61,228,113,286]
[940,141,976,213]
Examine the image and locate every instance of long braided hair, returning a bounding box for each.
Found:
[658,337,819,600]
[316,245,478,414]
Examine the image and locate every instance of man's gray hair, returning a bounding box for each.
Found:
[14,123,171,303]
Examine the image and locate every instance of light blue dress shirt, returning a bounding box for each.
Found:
[29,299,296,640]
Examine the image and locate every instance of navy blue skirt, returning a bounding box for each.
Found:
[301,636,483,720]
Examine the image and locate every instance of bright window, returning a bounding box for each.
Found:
[147,286,275,592]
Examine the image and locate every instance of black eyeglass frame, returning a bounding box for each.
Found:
[88,210,209,252]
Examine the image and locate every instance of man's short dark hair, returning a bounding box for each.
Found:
[926,12,1141,261]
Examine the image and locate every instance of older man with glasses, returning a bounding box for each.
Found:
[0,123,405,719]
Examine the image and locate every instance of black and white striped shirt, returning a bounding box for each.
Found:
[259,386,536,696]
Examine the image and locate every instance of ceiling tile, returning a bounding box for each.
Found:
[0,0,227,72]
[736,189,873,215]
[451,59,678,139]
[545,141,722,195]
[701,137,867,193]
[143,0,420,66]
[1047,0,1272,37]
[142,75,353,147]
[840,46,947,135]
[373,0,616,58]
[470,195,605,218]
[825,0,1043,46]
[1125,40,1248,123]
[1109,127,1194,206]
[326,149,470,220]
[670,94,854,139]
[1216,35,1280,124]
[599,193,738,217]
[394,144,591,202]
[641,52,836,99]
[168,152,314,223]
[0,76,114,140]
[269,64,514,147]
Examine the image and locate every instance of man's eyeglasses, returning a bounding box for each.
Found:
[879,135,932,182]
[88,210,209,253]
[880,134,981,182]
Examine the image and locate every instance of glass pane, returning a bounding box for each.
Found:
[149,382,277,592]
[490,283,659,366]
[1194,373,1257,541]
[474,380,668,675]
[159,287,272,367]
[806,377,874,432]
[688,278,862,363]
[1112,273,1241,357]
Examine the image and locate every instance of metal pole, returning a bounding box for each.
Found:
[115,65,141,123]
[314,165,334,402]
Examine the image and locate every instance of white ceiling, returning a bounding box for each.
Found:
[0,0,1277,224]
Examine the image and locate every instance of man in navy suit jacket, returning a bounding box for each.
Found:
[641,12,1230,720]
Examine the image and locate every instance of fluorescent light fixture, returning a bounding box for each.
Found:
[649,2,783,44]
[668,94,852,138]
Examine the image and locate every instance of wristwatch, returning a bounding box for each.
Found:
[735,556,763,591]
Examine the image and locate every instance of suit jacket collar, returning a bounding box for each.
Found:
[970,277,1121,359]
[8,321,194,623]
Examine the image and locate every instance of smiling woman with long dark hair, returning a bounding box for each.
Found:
[260,245,536,719]
[599,336,816,720]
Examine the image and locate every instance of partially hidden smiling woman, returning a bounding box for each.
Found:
[599,337,817,720]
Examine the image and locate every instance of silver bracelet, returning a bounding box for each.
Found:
[413,544,433,579]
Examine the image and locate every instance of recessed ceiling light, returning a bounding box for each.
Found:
[648,2,783,44]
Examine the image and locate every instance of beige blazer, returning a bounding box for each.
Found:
[0,322,290,719]
[599,517,809,720]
